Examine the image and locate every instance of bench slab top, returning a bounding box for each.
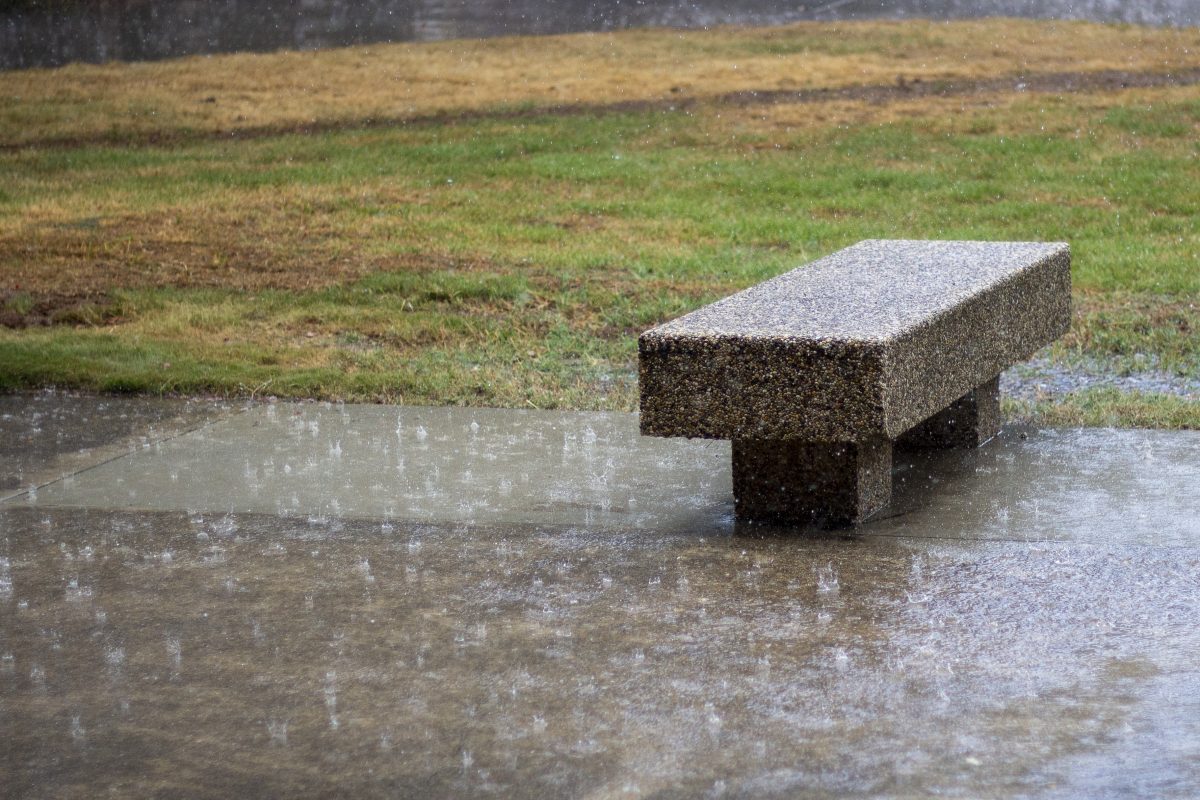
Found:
[639,239,1071,442]
[641,240,1068,345]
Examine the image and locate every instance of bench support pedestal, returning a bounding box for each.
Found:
[900,376,1001,449]
[731,377,1000,526]
[732,438,892,526]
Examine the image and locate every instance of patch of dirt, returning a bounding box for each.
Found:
[715,66,1200,108]
[548,213,609,232]
[6,67,1200,152]
[0,290,122,328]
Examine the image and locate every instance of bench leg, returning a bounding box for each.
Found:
[899,375,1001,449]
[732,438,892,526]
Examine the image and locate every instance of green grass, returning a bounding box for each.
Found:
[2,60,1198,426]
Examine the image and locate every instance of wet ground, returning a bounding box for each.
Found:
[0,391,240,500]
[3,391,1200,798]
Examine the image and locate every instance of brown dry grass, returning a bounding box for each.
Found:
[739,82,1200,136]
[4,18,1200,147]
[2,204,374,294]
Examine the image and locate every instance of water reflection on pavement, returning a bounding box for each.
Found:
[2,393,1200,797]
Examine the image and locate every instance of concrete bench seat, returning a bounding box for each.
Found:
[639,239,1071,526]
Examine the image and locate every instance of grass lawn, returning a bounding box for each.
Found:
[1,18,1198,426]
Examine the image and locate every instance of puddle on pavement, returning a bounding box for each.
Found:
[9,402,1200,548]
[4,396,1200,795]
[876,427,1200,546]
[1,506,1199,797]
[11,403,734,533]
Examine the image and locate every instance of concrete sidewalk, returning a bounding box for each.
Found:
[2,391,1199,798]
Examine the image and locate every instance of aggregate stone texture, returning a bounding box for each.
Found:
[898,375,1002,449]
[639,239,1071,442]
[732,437,892,526]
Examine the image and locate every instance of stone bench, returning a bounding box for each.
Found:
[638,239,1071,526]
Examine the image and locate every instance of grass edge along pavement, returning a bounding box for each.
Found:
[1,19,1198,428]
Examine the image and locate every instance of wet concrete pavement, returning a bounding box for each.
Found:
[0,391,240,502]
[3,392,1200,798]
